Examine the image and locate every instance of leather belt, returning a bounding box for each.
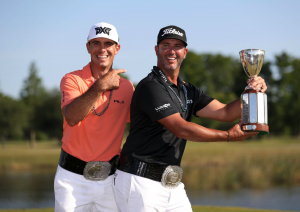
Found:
[118,154,168,182]
[58,149,119,176]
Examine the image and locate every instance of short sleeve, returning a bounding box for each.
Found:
[60,74,81,109]
[193,87,214,117]
[136,81,179,121]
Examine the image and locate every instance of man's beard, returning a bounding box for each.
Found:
[158,53,183,71]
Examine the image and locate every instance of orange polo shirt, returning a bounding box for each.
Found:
[60,63,134,162]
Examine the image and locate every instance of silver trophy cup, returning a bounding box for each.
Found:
[239,49,269,135]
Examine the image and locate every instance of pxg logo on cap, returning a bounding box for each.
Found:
[157,25,187,46]
[95,27,111,36]
[87,22,119,44]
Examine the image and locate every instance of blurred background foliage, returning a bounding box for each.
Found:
[180,51,300,136]
[0,51,299,147]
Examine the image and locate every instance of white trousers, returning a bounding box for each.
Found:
[112,170,193,212]
[54,165,119,212]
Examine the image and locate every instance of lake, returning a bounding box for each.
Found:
[0,171,299,211]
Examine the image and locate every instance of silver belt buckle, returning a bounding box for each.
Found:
[161,165,183,189]
[83,161,111,181]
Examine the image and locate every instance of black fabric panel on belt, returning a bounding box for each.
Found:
[58,149,119,176]
[118,154,167,182]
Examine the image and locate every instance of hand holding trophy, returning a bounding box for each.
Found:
[239,49,269,135]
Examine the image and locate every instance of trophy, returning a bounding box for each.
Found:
[239,49,269,135]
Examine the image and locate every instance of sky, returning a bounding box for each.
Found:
[0,0,299,98]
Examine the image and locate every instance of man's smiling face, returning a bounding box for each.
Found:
[86,37,120,69]
[155,39,188,71]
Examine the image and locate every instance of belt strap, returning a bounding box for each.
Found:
[118,154,168,182]
[58,149,119,176]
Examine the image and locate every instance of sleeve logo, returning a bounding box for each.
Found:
[62,91,65,102]
[155,103,171,112]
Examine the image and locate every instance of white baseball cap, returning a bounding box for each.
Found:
[87,22,119,44]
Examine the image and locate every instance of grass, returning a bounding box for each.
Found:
[0,206,296,212]
[0,140,60,171]
[181,136,300,190]
[1,137,300,190]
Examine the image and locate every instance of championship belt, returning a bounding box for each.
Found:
[83,161,112,181]
[161,165,183,189]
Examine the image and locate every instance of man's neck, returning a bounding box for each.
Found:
[157,65,180,86]
[90,63,112,80]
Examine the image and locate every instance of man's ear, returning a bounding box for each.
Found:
[86,43,91,54]
[115,44,121,55]
[155,45,158,56]
[183,48,188,59]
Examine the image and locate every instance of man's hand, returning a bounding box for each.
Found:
[96,69,126,91]
[228,119,258,141]
[247,76,267,93]
[63,69,126,126]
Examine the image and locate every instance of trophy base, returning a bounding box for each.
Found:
[241,123,269,136]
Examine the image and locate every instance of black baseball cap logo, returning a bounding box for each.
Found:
[157,25,187,46]
[95,27,111,35]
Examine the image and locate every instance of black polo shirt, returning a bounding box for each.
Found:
[121,66,214,166]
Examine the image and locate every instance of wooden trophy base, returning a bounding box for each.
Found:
[241,123,269,135]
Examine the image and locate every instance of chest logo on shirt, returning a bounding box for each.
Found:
[95,27,111,35]
[114,100,124,104]
[187,99,193,104]
[155,103,171,112]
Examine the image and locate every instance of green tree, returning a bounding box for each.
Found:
[36,88,63,140]
[20,62,45,148]
[272,52,300,136]
[0,93,28,147]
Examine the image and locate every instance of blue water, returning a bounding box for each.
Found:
[0,171,299,211]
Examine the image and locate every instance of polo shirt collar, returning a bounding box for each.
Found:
[177,75,184,88]
[82,63,94,84]
[153,66,184,88]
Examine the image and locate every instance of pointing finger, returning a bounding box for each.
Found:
[115,69,126,74]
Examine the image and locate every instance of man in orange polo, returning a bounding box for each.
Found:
[54,22,134,212]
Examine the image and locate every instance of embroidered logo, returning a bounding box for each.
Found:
[95,27,111,35]
[155,103,171,112]
[161,28,183,37]
[62,91,65,102]
[114,100,124,104]
[158,70,168,82]
[187,99,193,104]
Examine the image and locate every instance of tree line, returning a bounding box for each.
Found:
[0,51,299,147]
[180,51,300,136]
[0,63,62,147]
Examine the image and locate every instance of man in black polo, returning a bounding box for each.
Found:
[113,25,267,212]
